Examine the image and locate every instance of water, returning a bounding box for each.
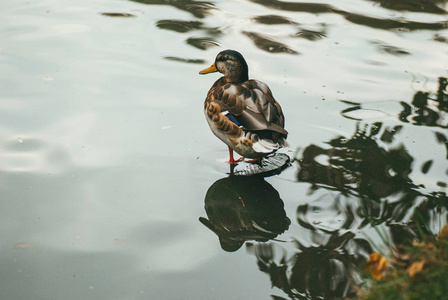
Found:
[0,0,447,299]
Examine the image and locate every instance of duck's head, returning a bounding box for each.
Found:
[199,50,249,83]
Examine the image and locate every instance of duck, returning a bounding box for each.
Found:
[199,49,288,164]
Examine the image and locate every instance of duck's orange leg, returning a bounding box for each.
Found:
[227,146,243,165]
[244,158,262,165]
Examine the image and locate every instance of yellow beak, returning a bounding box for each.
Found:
[199,63,218,74]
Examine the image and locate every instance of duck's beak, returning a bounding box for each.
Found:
[199,63,218,74]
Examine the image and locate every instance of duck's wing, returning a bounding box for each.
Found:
[213,80,288,136]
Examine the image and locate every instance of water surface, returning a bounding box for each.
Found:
[1,0,447,299]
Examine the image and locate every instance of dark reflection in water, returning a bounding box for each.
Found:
[156,20,204,33]
[253,14,298,25]
[129,0,215,18]
[185,36,219,50]
[164,56,206,64]
[367,0,447,14]
[248,232,368,299]
[199,175,290,252]
[434,33,448,43]
[291,29,327,41]
[250,0,448,15]
[155,18,222,51]
[342,77,448,129]
[245,124,446,298]
[250,0,335,14]
[341,12,447,31]
[244,79,448,299]
[249,0,447,31]
[298,123,414,200]
[195,75,447,298]
[372,41,410,56]
[156,19,222,35]
[243,31,299,54]
[295,120,447,226]
[399,77,448,129]
[144,0,447,55]
[99,12,136,17]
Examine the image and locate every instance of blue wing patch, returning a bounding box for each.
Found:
[223,111,241,126]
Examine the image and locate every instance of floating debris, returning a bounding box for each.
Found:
[407,260,425,278]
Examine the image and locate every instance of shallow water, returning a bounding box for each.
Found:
[0,0,447,299]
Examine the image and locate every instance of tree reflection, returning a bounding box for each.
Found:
[242,31,299,54]
[399,77,448,128]
[247,78,448,299]
[295,121,447,232]
[200,175,290,252]
[366,0,447,14]
[129,0,215,18]
[249,0,447,31]
[299,123,415,200]
[142,0,448,56]
[248,232,368,299]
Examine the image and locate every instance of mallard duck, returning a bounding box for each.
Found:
[199,50,288,164]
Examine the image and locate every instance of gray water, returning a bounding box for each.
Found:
[1,0,447,299]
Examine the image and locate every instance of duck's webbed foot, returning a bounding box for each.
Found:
[226,146,244,165]
[244,158,262,165]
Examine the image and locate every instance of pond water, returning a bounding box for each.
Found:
[1,0,447,299]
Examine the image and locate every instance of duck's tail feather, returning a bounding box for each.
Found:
[252,137,287,154]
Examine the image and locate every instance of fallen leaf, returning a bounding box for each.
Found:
[13,242,30,249]
[439,223,448,240]
[412,241,425,247]
[366,252,388,280]
[407,261,425,278]
[114,238,126,247]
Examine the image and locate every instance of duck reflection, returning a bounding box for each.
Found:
[199,175,290,252]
